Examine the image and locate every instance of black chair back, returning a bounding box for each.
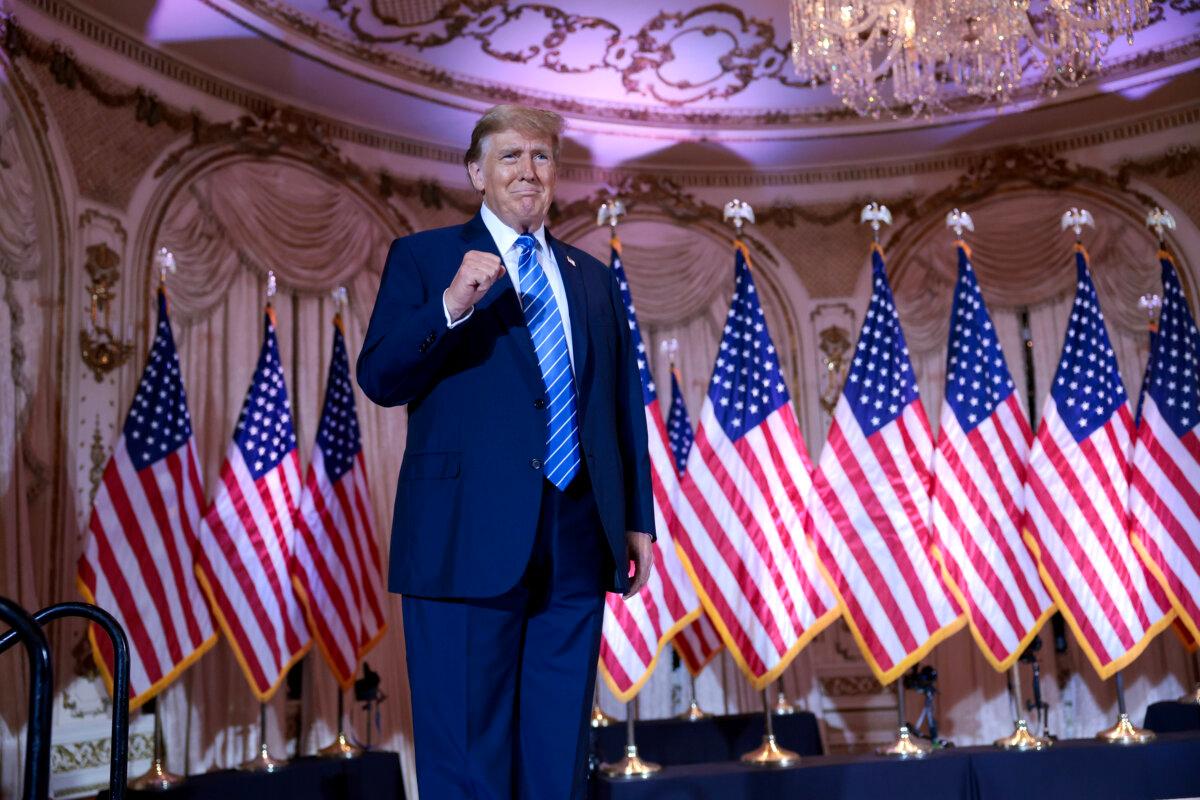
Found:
[0,600,131,800]
[0,596,53,800]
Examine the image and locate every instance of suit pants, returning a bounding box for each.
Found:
[402,474,612,799]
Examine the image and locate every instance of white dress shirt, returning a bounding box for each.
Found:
[443,203,576,368]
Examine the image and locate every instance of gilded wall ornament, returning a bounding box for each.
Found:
[79,242,133,381]
[818,325,852,416]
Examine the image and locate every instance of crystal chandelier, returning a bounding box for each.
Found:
[788,0,1153,116]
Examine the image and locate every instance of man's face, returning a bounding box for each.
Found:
[468,128,557,233]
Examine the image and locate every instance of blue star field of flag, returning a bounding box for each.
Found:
[609,244,656,405]
[233,309,297,480]
[667,368,694,474]
[945,245,1017,433]
[708,246,791,441]
[315,323,362,483]
[124,289,193,471]
[1143,255,1200,437]
[842,248,919,437]
[1050,250,1127,441]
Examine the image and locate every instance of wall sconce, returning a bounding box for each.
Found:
[818,325,852,415]
[79,242,133,381]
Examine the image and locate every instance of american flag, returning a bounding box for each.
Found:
[808,244,963,685]
[598,239,701,702]
[77,289,216,707]
[930,243,1054,671]
[1024,245,1171,678]
[1130,250,1200,644]
[195,306,311,700]
[291,316,386,689]
[672,242,838,689]
[665,366,723,676]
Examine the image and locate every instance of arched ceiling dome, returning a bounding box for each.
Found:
[75,0,1200,173]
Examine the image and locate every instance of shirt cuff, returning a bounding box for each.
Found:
[443,290,474,329]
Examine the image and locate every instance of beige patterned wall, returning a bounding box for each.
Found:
[1,10,1199,799]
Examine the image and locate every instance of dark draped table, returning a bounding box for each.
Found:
[98,750,404,800]
[592,710,823,767]
[1144,699,1200,733]
[592,732,1200,800]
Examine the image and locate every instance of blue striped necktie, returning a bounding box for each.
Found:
[515,234,581,490]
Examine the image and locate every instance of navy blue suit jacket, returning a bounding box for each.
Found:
[356,212,655,599]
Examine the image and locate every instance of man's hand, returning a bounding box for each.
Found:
[623,531,654,599]
[444,250,506,322]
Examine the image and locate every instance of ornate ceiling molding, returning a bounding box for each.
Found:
[215,0,1200,128]
[3,4,1197,204]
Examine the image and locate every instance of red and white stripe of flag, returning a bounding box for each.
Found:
[195,446,311,700]
[1024,401,1171,677]
[1131,391,1200,643]
[78,438,216,706]
[931,394,1054,670]
[673,611,722,677]
[674,401,840,689]
[808,399,965,684]
[292,449,387,689]
[599,402,701,701]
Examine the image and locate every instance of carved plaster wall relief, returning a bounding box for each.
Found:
[210,0,1200,125]
[327,1,810,106]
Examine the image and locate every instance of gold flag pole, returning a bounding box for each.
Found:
[660,334,712,725]
[741,687,799,767]
[876,679,930,758]
[317,688,362,759]
[936,208,1049,754]
[128,699,185,790]
[1097,670,1155,744]
[239,702,286,772]
[858,202,929,760]
[589,198,625,733]
[600,699,661,778]
[772,677,797,715]
[128,249,186,791]
[1140,208,1200,707]
[720,198,798,768]
[676,670,710,722]
[994,661,1049,751]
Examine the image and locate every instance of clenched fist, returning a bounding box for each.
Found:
[444,250,506,322]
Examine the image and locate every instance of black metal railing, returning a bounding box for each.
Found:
[0,596,52,800]
[0,598,131,800]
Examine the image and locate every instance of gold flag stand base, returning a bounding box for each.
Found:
[1178,684,1200,705]
[1096,713,1155,745]
[129,756,185,791]
[876,725,931,759]
[591,704,617,728]
[238,741,286,773]
[740,734,799,767]
[130,704,184,790]
[994,719,1050,751]
[772,692,797,716]
[600,745,661,778]
[676,699,710,721]
[317,730,362,759]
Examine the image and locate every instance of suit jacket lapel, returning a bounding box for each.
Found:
[459,214,543,392]
[547,232,591,416]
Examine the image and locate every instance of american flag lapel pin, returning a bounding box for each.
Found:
[565,254,577,267]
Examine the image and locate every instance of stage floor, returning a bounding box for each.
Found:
[592,731,1200,800]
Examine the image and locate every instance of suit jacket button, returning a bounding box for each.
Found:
[530,458,542,470]
[533,398,546,410]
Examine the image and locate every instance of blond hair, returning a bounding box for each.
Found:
[464,105,564,167]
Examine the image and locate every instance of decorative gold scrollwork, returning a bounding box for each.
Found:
[79,242,132,381]
[818,325,852,415]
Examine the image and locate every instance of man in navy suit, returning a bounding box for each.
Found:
[357,104,654,799]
